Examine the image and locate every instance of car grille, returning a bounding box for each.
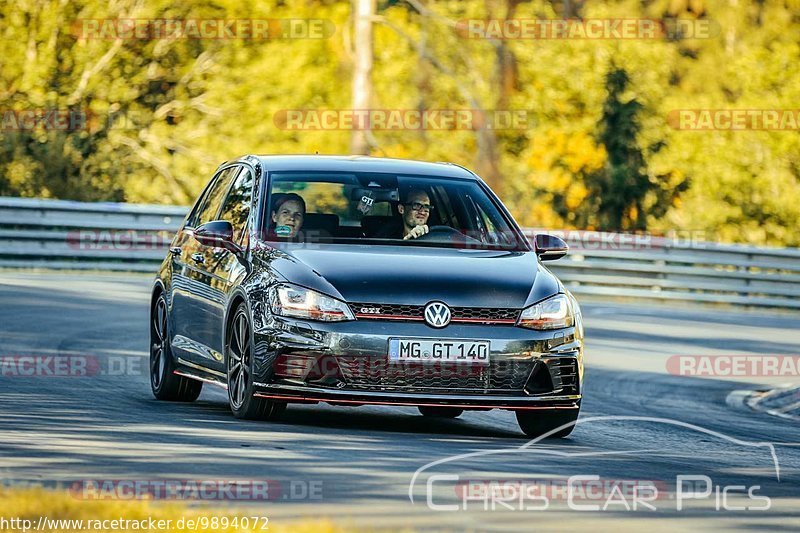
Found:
[349,302,519,324]
[335,356,534,393]
[547,357,580,394]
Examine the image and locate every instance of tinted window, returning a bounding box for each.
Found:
[195,167,237,226]
[186,180,215,228]
[265,172,526,250]
[218,166,254,244]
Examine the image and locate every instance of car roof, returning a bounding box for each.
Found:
[240,155,478,180]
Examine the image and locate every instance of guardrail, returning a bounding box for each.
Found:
[1,196,798,309]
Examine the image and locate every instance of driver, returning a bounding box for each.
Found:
[270,192,306,239]
[376,188,432,240]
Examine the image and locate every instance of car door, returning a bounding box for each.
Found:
[193,165,255,373]
[169,166,238,367]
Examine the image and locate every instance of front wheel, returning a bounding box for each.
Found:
[418,406,463,418]
[150,292,202,402]
[516,409,579,438]
[226,304,286,420]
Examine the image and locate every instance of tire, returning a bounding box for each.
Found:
[418,406,464,418]
[226,303,286,420]
[516,409,579,438]
[150,292,203,402]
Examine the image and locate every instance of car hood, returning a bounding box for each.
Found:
[255,243,561,308]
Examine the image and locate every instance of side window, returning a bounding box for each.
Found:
[218,166,254,244]
[477,204,499,244]
[474,196,516,246]
[431,185,458,228]
[195,167,237,226]
[186,179,216,229]
[474,198,497,232]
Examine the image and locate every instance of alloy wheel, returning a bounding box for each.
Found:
[227,309,251,410]
[150,296,168,389]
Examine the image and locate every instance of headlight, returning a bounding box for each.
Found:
[517,293,574,330]
[270,284,355,322]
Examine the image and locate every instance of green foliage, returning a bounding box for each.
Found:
[588,66,688,231]
[0,0,797,245]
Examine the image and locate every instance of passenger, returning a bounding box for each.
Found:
[376,188,433,240]
[270,193,306,239]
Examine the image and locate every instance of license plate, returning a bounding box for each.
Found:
[388,338,490,364]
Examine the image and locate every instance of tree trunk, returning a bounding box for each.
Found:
[351,0,375,155]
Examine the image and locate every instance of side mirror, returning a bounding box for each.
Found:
[194,220,240,253]
[534,234,568,261]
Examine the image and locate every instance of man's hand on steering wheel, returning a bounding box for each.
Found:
[403,224,429,240]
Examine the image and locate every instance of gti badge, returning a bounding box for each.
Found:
[424,301,451,328]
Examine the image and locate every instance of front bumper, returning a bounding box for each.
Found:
[251,313,584,409]
[253,384,580,410]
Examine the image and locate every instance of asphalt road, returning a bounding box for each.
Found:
[0,272,798,531]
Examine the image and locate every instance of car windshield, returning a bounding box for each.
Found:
[261,171,528,251]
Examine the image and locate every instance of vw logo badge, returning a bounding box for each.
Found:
[424,301,451,328]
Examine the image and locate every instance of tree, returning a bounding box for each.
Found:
[591,65,686,231]
[350,0,375,155]
[0,0,798,245]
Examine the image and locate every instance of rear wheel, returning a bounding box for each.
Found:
[516,409,579,438]
[226,304,286,420]
[418,406,464,418]
[150,293,202,402]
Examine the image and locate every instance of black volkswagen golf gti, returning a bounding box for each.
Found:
[150,155,584,437]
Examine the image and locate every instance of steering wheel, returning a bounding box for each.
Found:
[415,225,482,246]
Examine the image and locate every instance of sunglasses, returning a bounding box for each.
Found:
[404,202,434,211]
